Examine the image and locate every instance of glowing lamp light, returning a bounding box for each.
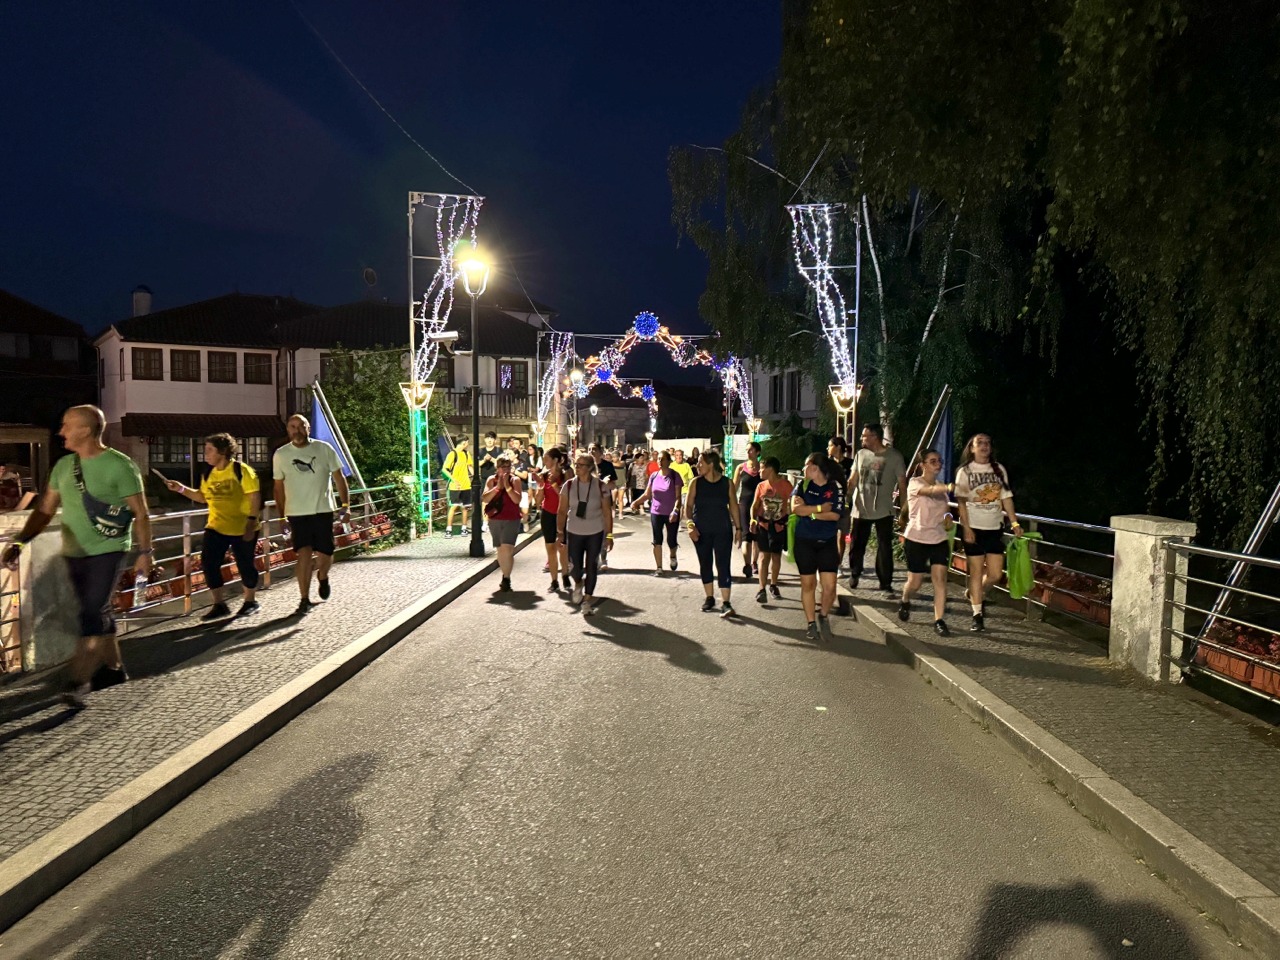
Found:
[567,423,579,438]
[569,369,584,384]
[589,404,599,416]
[455,242,491,298]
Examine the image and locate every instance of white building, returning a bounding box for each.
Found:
[745,362,823,431]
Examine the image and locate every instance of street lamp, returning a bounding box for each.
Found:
[588,403,598,447]
[458,244,491,559]
[568,369,584,448]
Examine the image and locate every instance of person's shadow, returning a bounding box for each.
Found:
[962,880,1205,959]
[582,599,725,676]
[13,754,377,960]
[485,589,544,611]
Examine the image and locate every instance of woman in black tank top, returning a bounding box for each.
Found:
[687,450,740,617]
[733,441,763,580]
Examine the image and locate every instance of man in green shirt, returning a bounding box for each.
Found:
[2,405,152,708]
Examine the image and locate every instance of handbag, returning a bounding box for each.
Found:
[72,455,134,539]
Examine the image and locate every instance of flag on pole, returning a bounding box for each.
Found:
[933,404,955,483]
[311,398,356,478]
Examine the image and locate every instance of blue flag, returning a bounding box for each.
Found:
[933,404,955,484]
[311,398,356,478]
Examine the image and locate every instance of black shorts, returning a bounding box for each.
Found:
[962,527,1005,557]
[904,538,949,573]
[755,524,787,555]
[289,513,335,555]
[541,509,559,544]
[650,512,679,548]
[794,537,839,576]
[65,552,127,637]
[447,487,471,507]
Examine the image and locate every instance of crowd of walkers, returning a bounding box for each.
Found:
[1,404,1021,708]
[464,428,1021,641]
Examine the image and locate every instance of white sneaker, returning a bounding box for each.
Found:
[582,599,597,617]
[571,581,584,606]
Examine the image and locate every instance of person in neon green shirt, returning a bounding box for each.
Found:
[165,433,262,619]
[442,437,473,537]
[670,448,695,487]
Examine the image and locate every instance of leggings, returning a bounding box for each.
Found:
[202,528,260,590]
[651,513,678,549]
[567,530,604,596]
[694,526,734,589]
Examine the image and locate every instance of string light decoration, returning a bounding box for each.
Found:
[786,203,859,391]
[634,310,660,340]
[537,331,574,425]
[413,194,483,385]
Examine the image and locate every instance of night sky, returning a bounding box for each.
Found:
[3,1,780,383]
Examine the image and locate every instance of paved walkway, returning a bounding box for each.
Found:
[852,575,1280,896]
[0,534,491,862]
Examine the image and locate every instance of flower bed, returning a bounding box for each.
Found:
[1196,620,1280,694]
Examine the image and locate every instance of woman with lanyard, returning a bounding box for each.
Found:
[533,447,570,592]
[480,455,524,593]
[955,433,1022,633]
[732,441,763,580]
[791,452,845,642]
[630,450,684,575]
[556,453,614,616]
[686,449,740,618]
[897,448,955,635]
[164,433,262,620]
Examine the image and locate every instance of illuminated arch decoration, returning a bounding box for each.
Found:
[785,203,859,391]
[413,195,483,385]
[574,311,756,433]
[535,330,575,440]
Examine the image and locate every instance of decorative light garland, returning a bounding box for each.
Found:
[786,203,858,390]
[413,195,483,385]
[537,331,574,425]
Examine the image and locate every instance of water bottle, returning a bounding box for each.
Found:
[133,571,148,607]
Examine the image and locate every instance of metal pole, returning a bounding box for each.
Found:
[407,194,418,540]
[851,214,862,448]
[469,293,485,558]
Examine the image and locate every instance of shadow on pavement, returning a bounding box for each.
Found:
[11,753,378,960]
[961,880,1205,959]
[485,590,545,611]
[124,613,304,680]
[584,599,725,676]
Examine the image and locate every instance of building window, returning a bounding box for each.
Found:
[132,347,163,381]
[243,437,270,463]
[0,333,30,358]
[153,436,195,464]
[435,359,453,389]
[170,349,201,382]
[208,351,238,384]
[244,352,273,385]
[119,347,124,381]
[786,371,802,411]
[320,352,354,384]
[770,374,783,413]
[498,360,529,395]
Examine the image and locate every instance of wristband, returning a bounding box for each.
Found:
[606,534,614,540]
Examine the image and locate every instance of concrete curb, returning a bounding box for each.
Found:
[841,593,1280,957]
[0,531,541,933]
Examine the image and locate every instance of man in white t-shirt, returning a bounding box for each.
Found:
[273,414,349,613]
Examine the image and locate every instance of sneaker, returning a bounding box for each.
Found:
[599,561,609,572]
[461,526,469,535]
[296,597,314,615]
[444,530,453,539]
[805,621,819,642]
[583,599,598,617]
[769,584,781,599]
[897,600,910,622]
[743,563,752,579]
[721,601,736,619]
[702,596,717,612]
[849,576,860,590]
[756,588,767,604]
[571,581,585,606]
[652,569,663,577]
[817,613,833,641]
[90,664,129,691]
[549,578,560,592]
[934,619,950,636]
[201,602,232,622]
[542,562,550,573]
[62,682,90,710]
[562,574,572,590]
[237,599,261,617]
[970,613,985,633]
[318,578,331,600]
[500,577,512,592]
[669,555,678,571]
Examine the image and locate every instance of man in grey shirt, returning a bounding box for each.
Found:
[848,423,908,595]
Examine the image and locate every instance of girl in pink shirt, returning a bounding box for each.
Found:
[897,448,955,635]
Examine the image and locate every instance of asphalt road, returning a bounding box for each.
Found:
[0,520,1245,959]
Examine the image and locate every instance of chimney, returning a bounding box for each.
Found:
[132,285,153,317]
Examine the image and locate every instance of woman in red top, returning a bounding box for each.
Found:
[534,447,570,592]
[481,456,524,592]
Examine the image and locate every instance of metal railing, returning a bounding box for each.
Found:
[117,485,400,627]
[953,511,1115,629]
[443,389,534,421]
[1,558,21,675]
[1163,540,1280,704]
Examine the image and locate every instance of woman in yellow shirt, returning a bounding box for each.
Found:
[165,433,262,619]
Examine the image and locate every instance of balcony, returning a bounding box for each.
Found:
[443,390,533,421]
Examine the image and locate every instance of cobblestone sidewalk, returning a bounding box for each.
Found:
[853,579,1280,896]
[0,535,500,863]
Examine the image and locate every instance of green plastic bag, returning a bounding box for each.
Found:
[1003,531,1043,600]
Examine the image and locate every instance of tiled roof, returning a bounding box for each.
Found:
[111,293,321,347]
[0,290,85,337]
[279,301,543,357]
[121,413,287,438]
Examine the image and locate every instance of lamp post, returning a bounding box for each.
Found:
[459,246,491,559]
[569,369,584,452]
[589,403,599,448]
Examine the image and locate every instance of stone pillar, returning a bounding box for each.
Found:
[0,511,81,671]
[1109,514,1197,681]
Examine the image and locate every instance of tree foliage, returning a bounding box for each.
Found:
[672,0,1280,543]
